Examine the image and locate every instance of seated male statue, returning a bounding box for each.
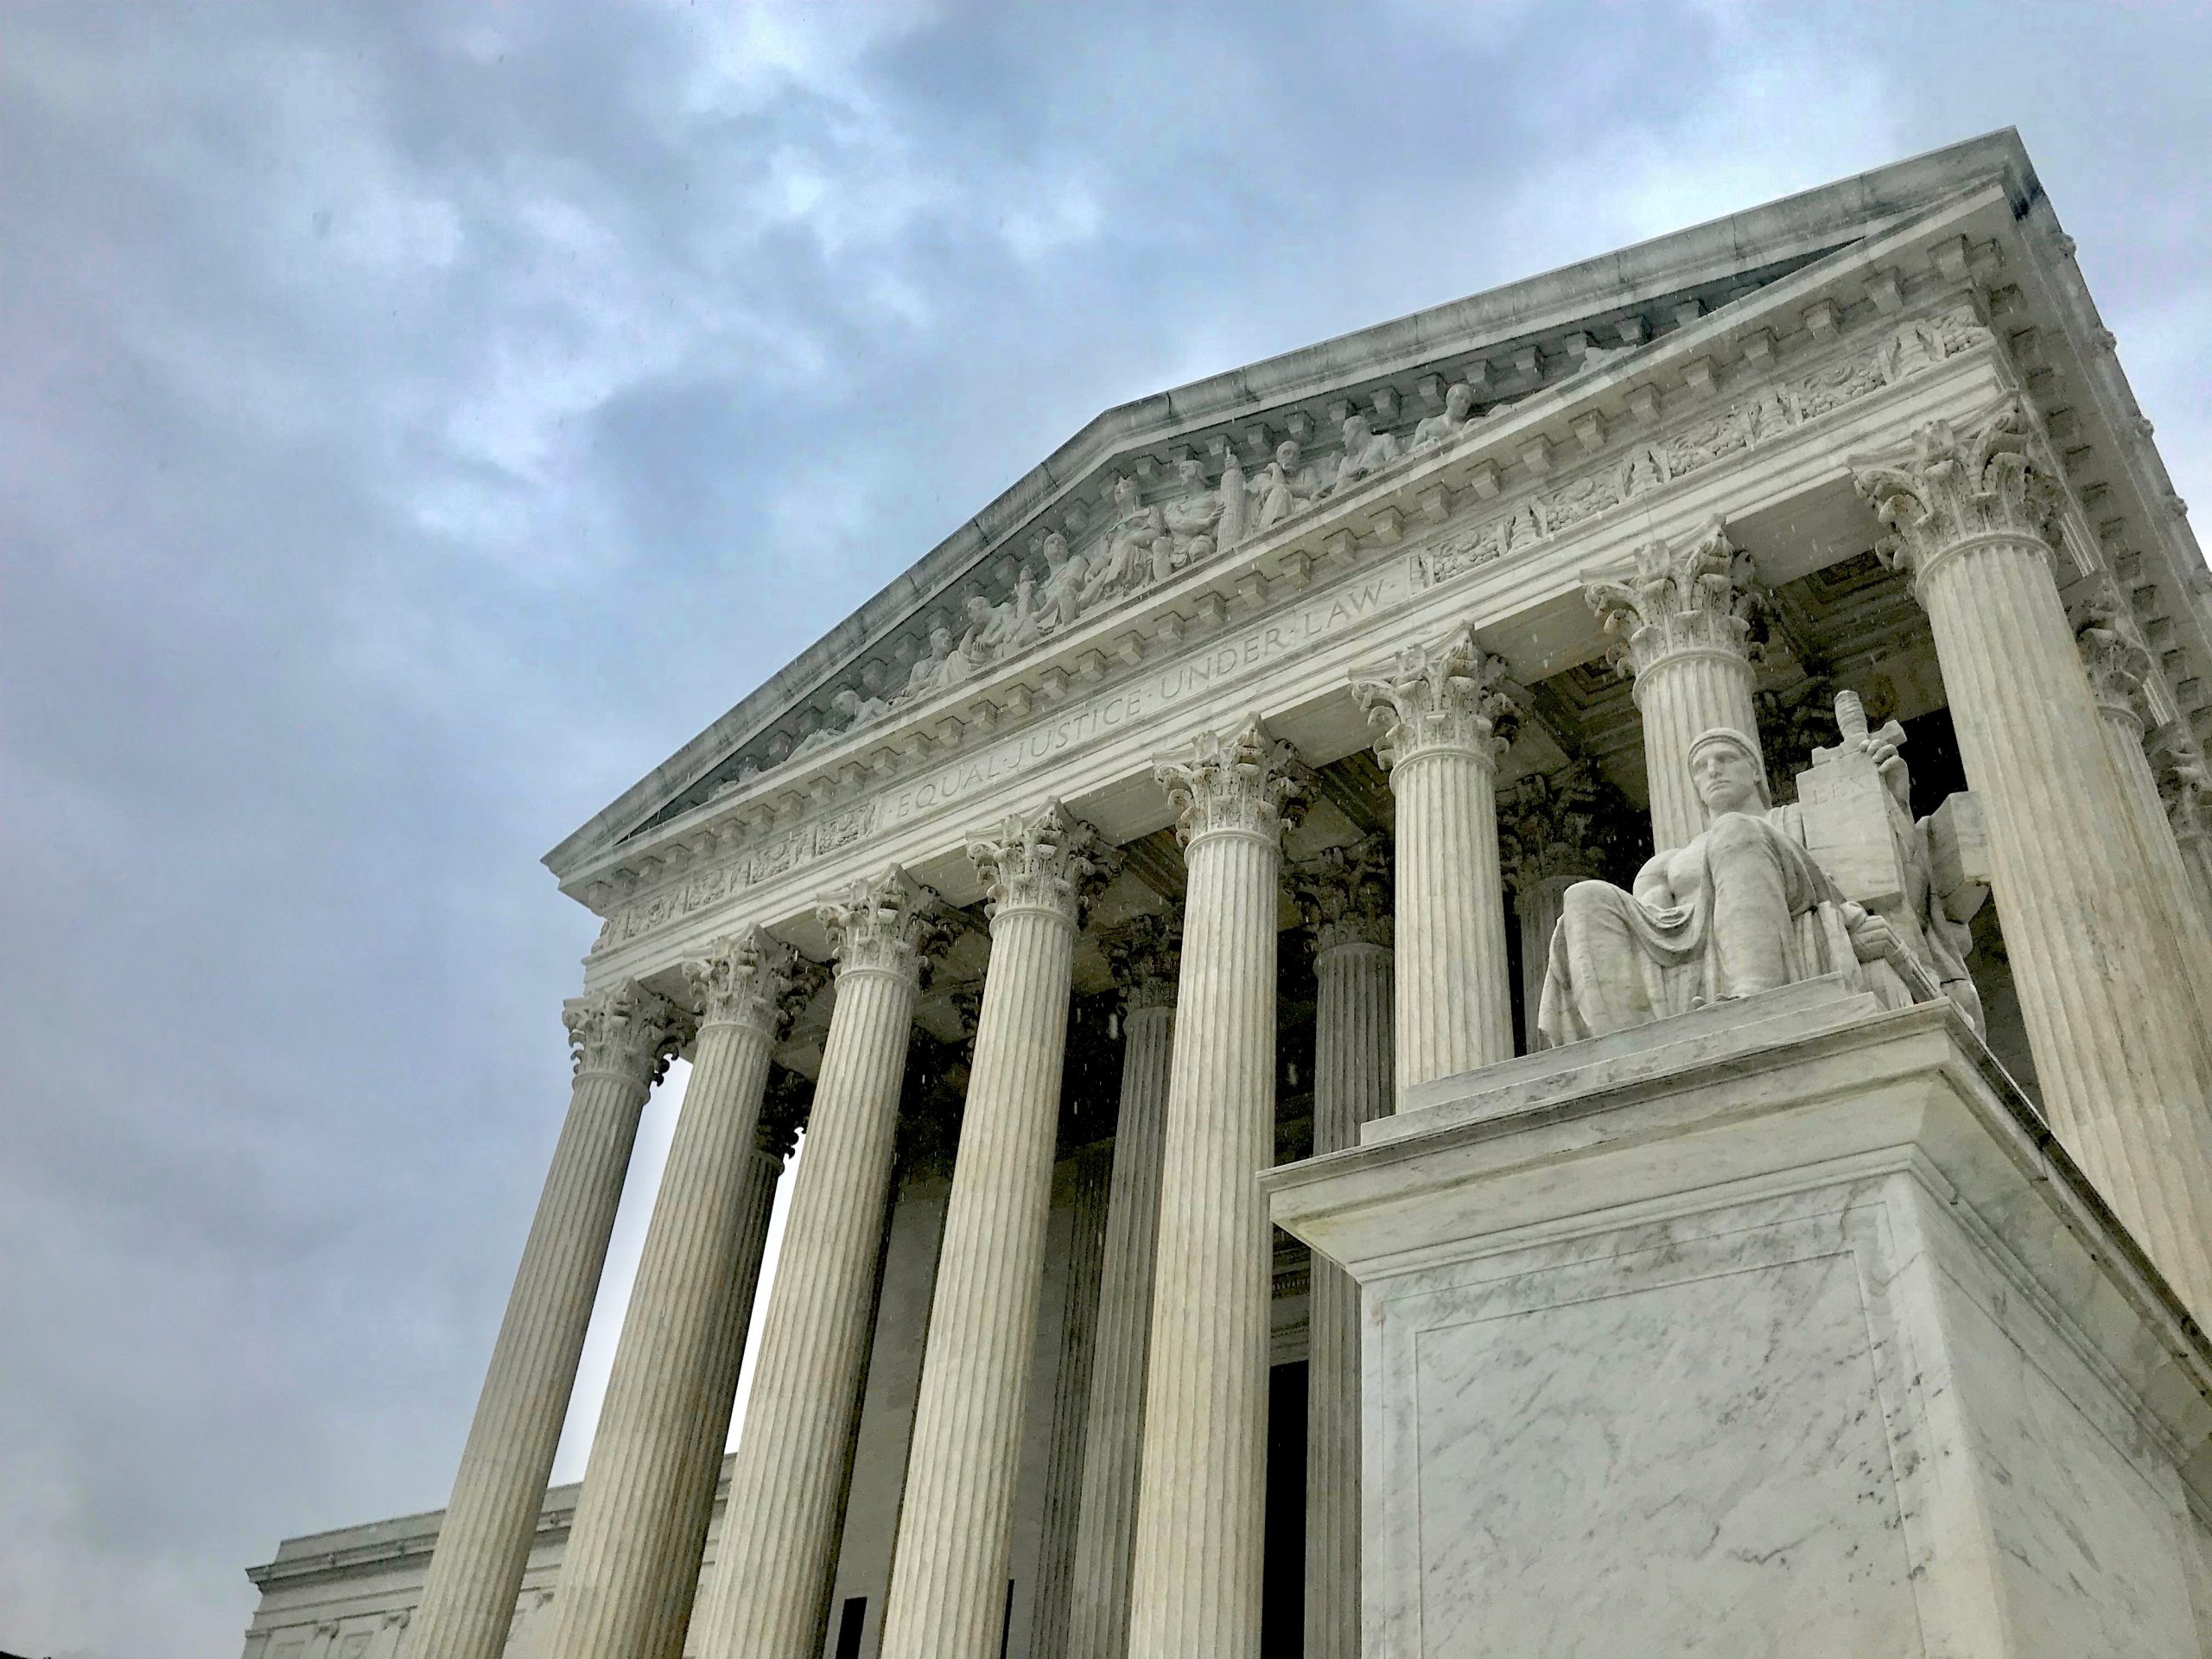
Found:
[1538,727,1901,1044]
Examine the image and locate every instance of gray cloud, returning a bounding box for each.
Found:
[1,2,2204,1653]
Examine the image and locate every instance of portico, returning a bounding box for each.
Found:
[245,130,2212,1659]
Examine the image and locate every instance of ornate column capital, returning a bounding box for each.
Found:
[1154,713,1306,846]
[968,798,1112,927]
[1851,397,2064,590]
[2070,575,2158,734]
[1497,766,1608,893]
[1583,518,1764,683]
[1101,912,1182,1012]
[2156,733,2212,844]
[817,864,953,987]
[564,982,683,1089]
[1290,836,1393,953]
[757,1065,811,1160]
[683,925,798,1038]
[1351,624,1517,769]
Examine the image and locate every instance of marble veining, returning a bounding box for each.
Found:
[1406,1249,1919,1656]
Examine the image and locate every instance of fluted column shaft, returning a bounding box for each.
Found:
[1353,627,1515,1093]
[1586,520,1765,851]
[1392,747,1510,1082]
[1028,1144,1112,1656]
[1631,650,1761,850]
[1858,404,2212,1319]
[2176,813,2212,935]
[1127,717,1300,1659]
[880,802,1100,1659]
[1066,925,1178,1659]
[674,1137,784,1637]
[1513,870,1579,1054]
[551,932,798,1659]
[698,870,944,1659]
[1303,907,1393,1659]
[2092,702,2212,1006]
[2076,591,2212,1009]
[1920,540,2212,1300]
[2157,741,2212,938]
[410,984,677,1659]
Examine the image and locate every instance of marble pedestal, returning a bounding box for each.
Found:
[1265,978,2212,1659]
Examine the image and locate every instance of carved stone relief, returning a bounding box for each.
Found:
[1414,306,1993,590]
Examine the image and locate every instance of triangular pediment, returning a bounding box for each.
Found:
[546,130,2048,889]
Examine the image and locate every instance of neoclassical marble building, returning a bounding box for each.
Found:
[243,130,2212,1659]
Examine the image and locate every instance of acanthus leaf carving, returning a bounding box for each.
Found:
[2071,573,2158,732]
[563,982,684,1089]
[816,864,953,986]
[683,924,798,1037]
[1154,714,1306,847]
[1497,765,1609,893]
[1583,518,1765,679]
[1100,912,1183,1012]
[757,1064,812,1160]
[1289,834,1393,952]
[966,798,1110,926]
[1852,397,2064,589]
[1351,624,1518,769]
[2155,731,2212,848]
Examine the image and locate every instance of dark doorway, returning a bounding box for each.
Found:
[1262,1358,1309,1656]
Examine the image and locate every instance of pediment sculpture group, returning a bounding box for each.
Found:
[778,366,1638,768]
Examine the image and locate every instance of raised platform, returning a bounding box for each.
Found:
[1265,980,2212,1657]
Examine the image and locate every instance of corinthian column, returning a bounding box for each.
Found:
[1351,624,1516,1092]
[1585,520,1767,850]
[879,802,1106,1659]
[1126,715,1302,1659]
[1028,1141,1111,1657]
[1854,401,2212,1319]
[696,868,949,1659]
[1066,915,1180,1659]
[1498,767,1606,1053]
[1290,839,1394,1659]
[410,982,681,1659]
[2158,740,2212,935]
[550,930,808,1659]
[2074,583,2212,1001]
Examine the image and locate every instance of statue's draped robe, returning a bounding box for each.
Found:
[1538,809,1840,1046]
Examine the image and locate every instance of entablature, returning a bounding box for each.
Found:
[578,302,2036,994]
[563,144,2212,997]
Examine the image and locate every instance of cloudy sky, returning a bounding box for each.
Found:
[2,2,2206,1653]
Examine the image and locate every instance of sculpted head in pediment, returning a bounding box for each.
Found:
[1334,411,1401,489]
[1254,438,1318,531]
[897,624,961,701]
[1412,381,1478,451]
[1161,454,1224,568]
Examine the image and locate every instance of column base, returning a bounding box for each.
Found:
[1266,979,2212,1659]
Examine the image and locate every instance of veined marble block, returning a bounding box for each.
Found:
[1265,979,2212,1658]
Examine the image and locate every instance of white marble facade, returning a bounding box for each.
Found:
[1266,982,2212,1657]
[244,130,2212,1659]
